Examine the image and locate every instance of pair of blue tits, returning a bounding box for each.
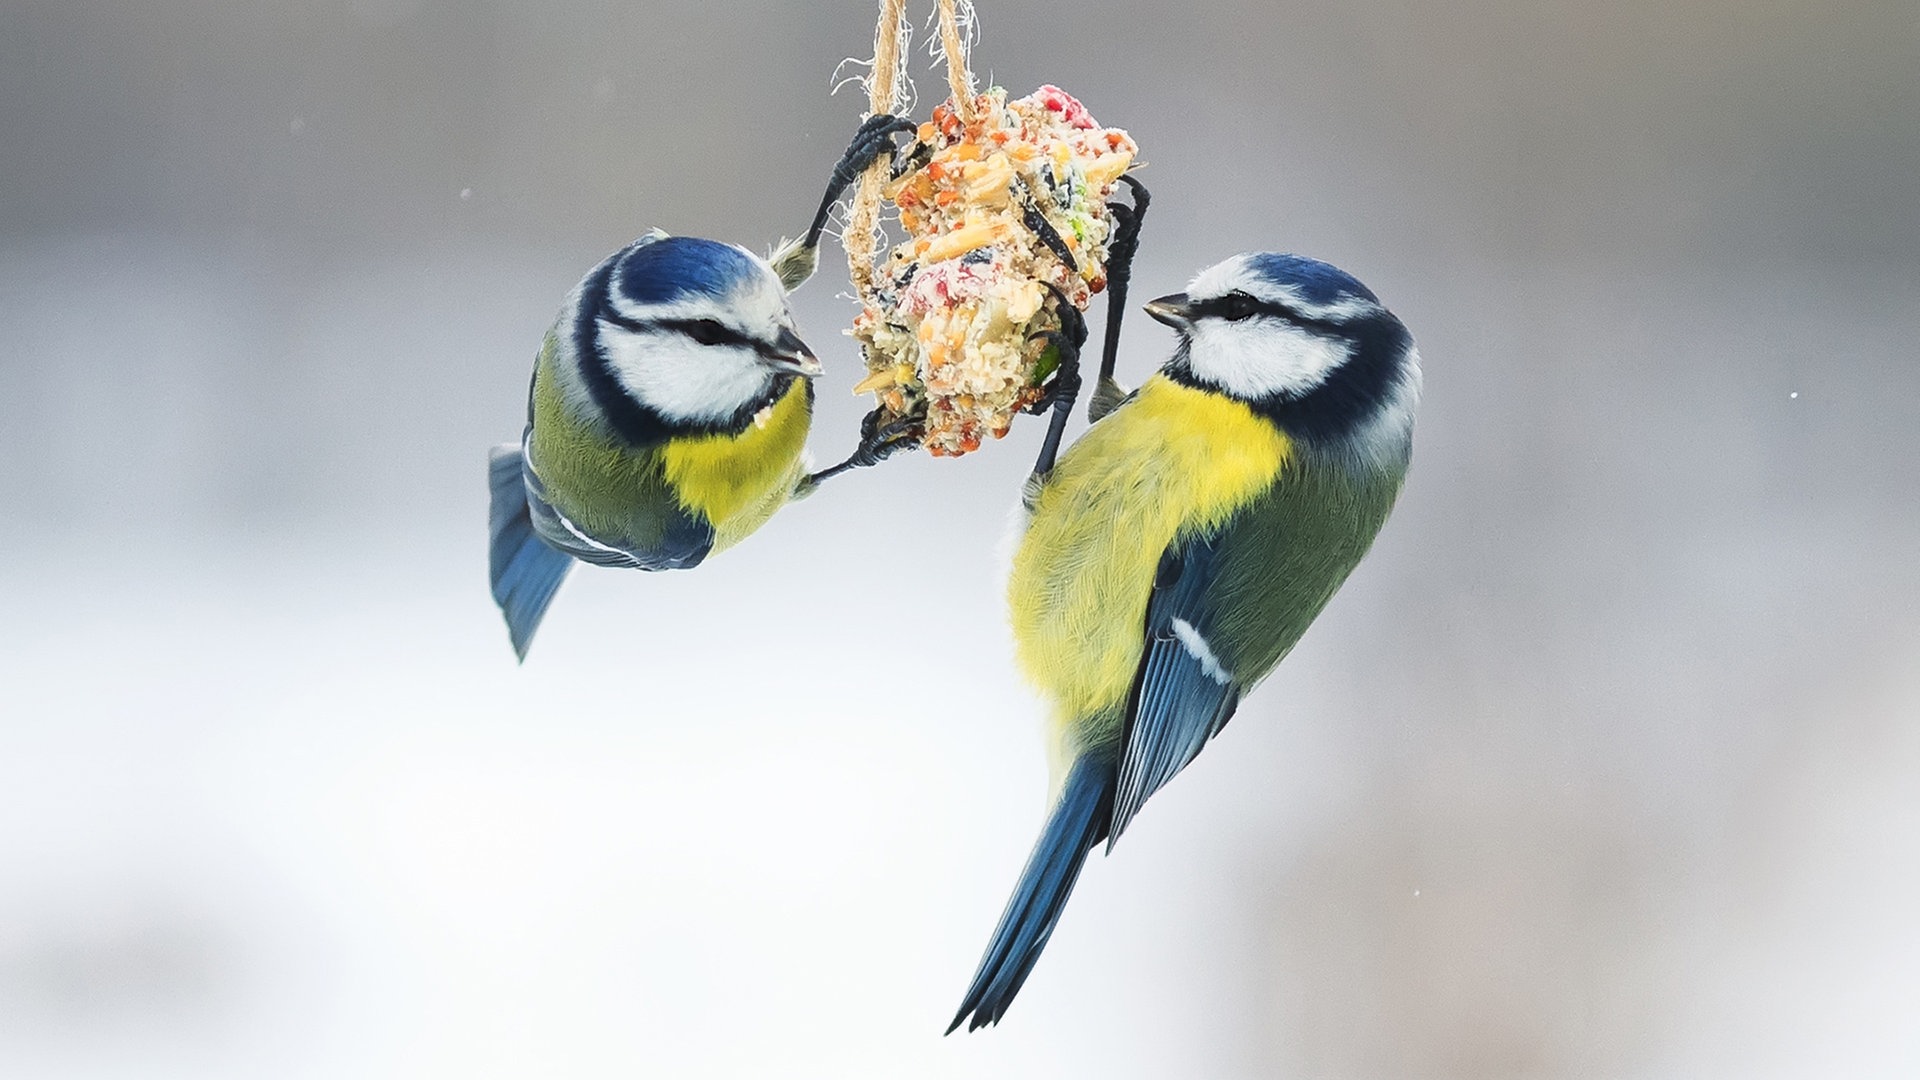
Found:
[487,116,1422,1032]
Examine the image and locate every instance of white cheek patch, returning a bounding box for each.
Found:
[598,326,772,424]
[1187,318,1351,400]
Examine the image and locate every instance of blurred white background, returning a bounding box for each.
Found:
[2,1,1917,1077]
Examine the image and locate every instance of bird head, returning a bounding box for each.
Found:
[1147,252,1421,454]
[593,236,821,428]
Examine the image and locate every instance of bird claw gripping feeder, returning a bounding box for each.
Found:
[835,0,1149,465]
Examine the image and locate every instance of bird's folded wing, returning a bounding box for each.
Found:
[1110,531,1242,845]
[523,457,713,571]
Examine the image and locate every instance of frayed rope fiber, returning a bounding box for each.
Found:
[844,0,976,293]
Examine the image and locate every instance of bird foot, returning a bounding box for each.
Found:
[803,407,921,491]
[801,114,921,252]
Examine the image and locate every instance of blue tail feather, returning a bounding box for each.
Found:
[488,443,573,661]
[948,756,1115,1033]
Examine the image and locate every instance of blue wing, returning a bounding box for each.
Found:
[1109,531,1243,845]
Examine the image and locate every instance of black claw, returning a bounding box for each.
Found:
[855,116,918,164]
[1023,286,1087,416]
[1106,204,1137,253]
[856,408,920,461]
[1043,282,1088,348]
[1019,184,1079,275]
[843,114,917,171]
[852,111,904,139]
[804,115,921,250]
[1026,287,1087,478]
[1023,330,1084,413]
[805,406,921,489]
[890,139,934,181]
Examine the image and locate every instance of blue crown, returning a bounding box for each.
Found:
[1245,253,1380,307]
[616,236,761,305]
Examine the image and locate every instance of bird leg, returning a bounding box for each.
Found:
[799,407,921,493]
[1088,175,1150,423]
[771,115,920,290]
[808,114,919,249]
[1027,288,1089,481]
[1022,285,1086,416]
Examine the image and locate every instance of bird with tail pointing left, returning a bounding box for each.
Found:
[488,116,920,660]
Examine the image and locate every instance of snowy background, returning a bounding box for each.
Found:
[3,1,1918,1077]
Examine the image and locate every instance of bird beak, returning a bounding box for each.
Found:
[761,326,823,378]
[1144,292,1196,329]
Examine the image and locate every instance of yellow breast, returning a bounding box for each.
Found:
[660,379,811,552]
[1007,376,1292,751]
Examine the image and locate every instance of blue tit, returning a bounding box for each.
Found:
[949,252,1423,1032]
[488,117,924,660]
[486,232,825,660]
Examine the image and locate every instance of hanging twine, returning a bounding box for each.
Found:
[844,0,978,294]
[935,0,977,123]
[843,0,910,296]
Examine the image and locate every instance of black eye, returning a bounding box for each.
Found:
[1221,291,1261,321]
[685,319,733,346]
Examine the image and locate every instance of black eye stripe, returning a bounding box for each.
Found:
[1188,292,1343,328]
[599,309,759,350]
[683,319,736,346]
[655,317,757,348]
